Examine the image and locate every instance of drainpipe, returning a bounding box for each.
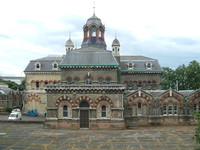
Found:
[122,93,124,119]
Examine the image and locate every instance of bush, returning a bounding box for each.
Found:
[4,107,12,112]
[194,112,200,144]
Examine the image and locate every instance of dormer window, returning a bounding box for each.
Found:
[52,62,58,71]
[35,62,41,71]
[146,62,153,70]
[127,62,134,70]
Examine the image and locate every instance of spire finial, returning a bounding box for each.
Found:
[69,31,71,39]
[93,0,95,16]
[115,30,117,39]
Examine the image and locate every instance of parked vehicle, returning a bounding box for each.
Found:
[11,109,21,113]
[8,112,22,120]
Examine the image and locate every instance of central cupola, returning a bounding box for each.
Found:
[81,14,107,49]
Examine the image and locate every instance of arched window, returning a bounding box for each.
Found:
[106,77,111,84]
[101,105,106,117]
[127,61,134,70]
[52,62,58,71]
[87,31,89,37]
[98,30,101,37]
[146,62,153,70]
[137,102,142,116]
[66,77,72,84]
[98,77,103,84]
[36,64,40,68]
[91,25,96,37]
[63,105,68,117]
[92,30,96,37]
[74,77,80,84]
[85,77,92,84]
[163,103,178,116]
[36,81,40,88]
[35,62,41,71]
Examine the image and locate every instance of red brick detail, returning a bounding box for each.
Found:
[26,93,41,102]
[75,96,93,107]
[159,91,183,106]
[189,91,200,107]
[55,95,72,107]
[95,96,113,108]
[128,91,152,106]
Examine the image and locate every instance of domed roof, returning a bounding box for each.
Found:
[65,39,74,47]
[112,38,120,46]
[86,14,102,25]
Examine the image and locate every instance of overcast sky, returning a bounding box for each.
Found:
[0,0,200,77]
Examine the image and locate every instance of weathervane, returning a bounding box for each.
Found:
[69,31,71,39]
[93,0,96,15]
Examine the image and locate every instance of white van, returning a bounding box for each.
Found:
[8,112,22,120]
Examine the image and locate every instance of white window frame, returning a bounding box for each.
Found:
[127,61,134,70]
[101,105,106,118]
[146,62,153,70]
[52,62,58,71]
[35,62,41,71]
[163,103,178,116]
[194,104,200,112]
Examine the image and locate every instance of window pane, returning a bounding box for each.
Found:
[63,106,68,117]
[101,105,106,117]
[168,105,172,115]
[174,105,178,115]
[138,102,141,109]
[163,105,167,115]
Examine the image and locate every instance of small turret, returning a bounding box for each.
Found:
[112,38,120,56]
[65,38,74,52]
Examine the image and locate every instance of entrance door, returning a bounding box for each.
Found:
[80,110,89,128]
[79,101,89,128]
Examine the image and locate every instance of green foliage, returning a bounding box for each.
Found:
[0,79,26,91]
[161,60,200,90]
[194,112,200,144]
[4,106,12,112]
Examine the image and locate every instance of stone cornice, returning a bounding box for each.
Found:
[24,71,60,75]
[121,70,163,74]
[59,64,119,69]
[45,84,125,92]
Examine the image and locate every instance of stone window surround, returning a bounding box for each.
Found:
[146,62,153,70]
[34,62,41,71]
[163,103,178,116]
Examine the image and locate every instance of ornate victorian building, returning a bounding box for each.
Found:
[24,14,200,129]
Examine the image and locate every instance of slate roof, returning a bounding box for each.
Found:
[127,90,196,98]
[86,14,102,25]
[24,55,63,72]
[60,47,119,66]
[0,87,14,95]
[120,56,163,72]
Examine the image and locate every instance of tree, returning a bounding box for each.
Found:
[186,61,200,90]
[161,60,200,90]
[194,112,200,144]
[0,79,25,91]
[161,67,176,90]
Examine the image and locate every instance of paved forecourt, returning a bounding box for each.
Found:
[0,123,199,150]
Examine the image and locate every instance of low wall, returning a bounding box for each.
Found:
[125,115,196,128]
[44,119,125,129]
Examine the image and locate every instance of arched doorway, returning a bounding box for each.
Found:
[79,101,89,128]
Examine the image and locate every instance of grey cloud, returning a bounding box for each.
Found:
[0,34,11,39]
[171,37,199,45]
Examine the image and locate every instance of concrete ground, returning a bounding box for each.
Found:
[0,123,199,150]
